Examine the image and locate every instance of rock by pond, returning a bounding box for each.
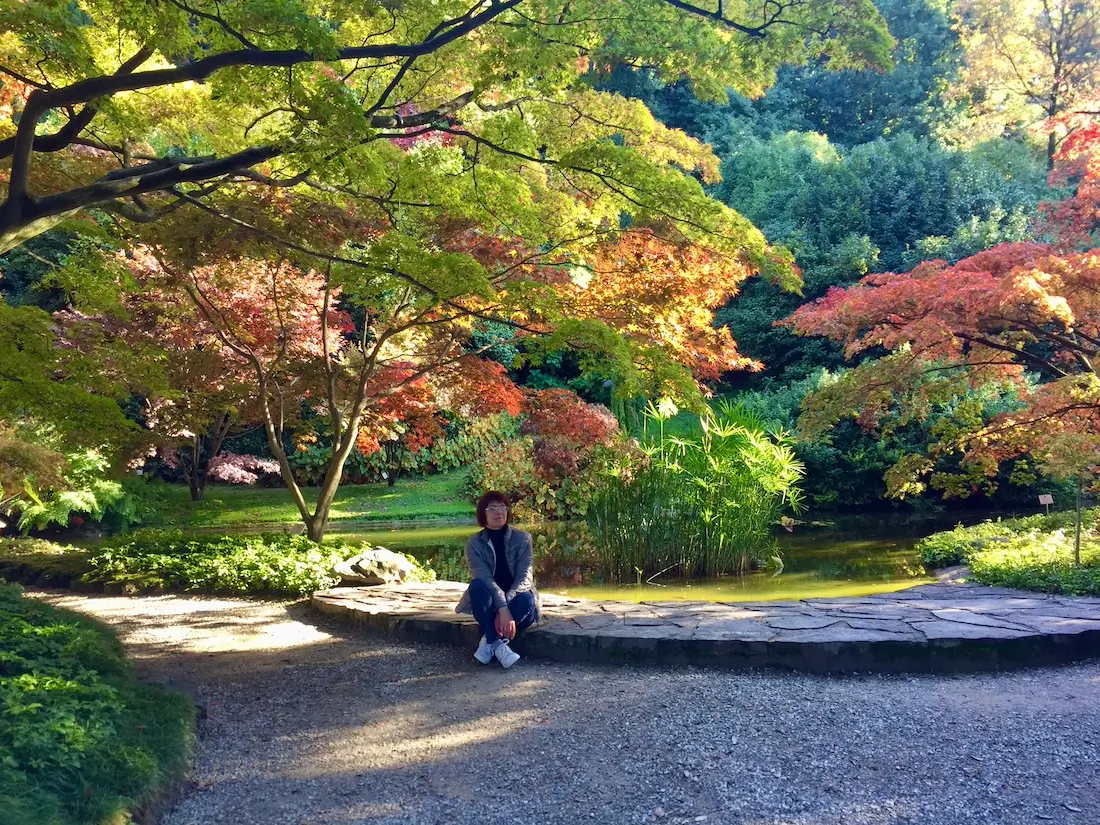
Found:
[333,547,419,586]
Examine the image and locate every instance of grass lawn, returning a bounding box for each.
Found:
[143,470,472,528]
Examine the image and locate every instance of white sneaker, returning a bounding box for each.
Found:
[493,640,520,669]
[474,635,494,664]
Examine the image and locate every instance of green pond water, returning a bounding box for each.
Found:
[327,520,941,602]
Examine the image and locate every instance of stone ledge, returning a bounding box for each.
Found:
[310,581,1100,673]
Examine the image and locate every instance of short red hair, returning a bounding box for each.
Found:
[475,491,510,528]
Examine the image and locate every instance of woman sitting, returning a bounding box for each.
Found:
[455,491,540,668]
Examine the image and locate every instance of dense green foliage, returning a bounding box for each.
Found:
[13,451,137,533]
[917,509,1100,594]
[715,134,1046,382]
[86,532,431,597]
[735,372,1075,511]
[604,0,960,150]
[0,584,194,825]
[2,533,435,597]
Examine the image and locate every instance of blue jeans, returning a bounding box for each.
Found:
[468,577,537,643]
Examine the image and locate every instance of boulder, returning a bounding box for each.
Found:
[334,547,418,586]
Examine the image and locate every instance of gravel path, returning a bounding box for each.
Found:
[39,592,1100,825]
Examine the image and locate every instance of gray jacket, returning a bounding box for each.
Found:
[455,524,540,616]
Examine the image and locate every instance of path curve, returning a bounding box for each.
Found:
[312,580,1100,672]
[34,591,1100,825]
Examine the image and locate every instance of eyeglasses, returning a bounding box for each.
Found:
[485,504,509,513]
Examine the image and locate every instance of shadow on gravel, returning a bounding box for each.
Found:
[40,593,1100,825]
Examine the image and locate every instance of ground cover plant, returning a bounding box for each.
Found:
[86,532,433,597]
[0,584,194,825]
[917,508,1100,595]
[1,533,435,597]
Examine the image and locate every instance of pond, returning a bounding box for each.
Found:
[328,517,949,602]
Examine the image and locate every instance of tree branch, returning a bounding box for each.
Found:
[2,46,153,216]
[956,332,1069,378]
[31,3,521,113]
[660,0,769,36]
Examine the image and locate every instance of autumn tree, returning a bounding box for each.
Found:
[561,228,798,384]
[0,0,901,539]
[58,250,345,501]
[782,241,1100,498]
[952,0,1100,166]
[1042,107,1100,246]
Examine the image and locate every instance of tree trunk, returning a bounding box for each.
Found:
[305,514,327,543]
[188,470,206,502]
[306,427,364,543]
[183,414,233,502]
[185,436,207,502]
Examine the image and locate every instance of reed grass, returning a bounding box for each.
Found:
[587,401,804,581]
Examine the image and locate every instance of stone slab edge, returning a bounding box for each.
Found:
[310,593,1100,674]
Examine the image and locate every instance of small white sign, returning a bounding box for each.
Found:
[1038,494,1054,505]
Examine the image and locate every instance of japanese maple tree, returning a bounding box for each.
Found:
[111,252,338,501]
[0,0,892,254]
[783,240,1100,497]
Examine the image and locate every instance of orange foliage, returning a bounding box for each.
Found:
[784,240,1100,488]
[520,389,619,482]
[1041,108,1100,248]
[434,357,526,418]
[356,369,443,456]
[567,229,761,381]
[521,389,619,446]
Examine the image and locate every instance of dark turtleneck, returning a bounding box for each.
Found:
[487,526,513,593]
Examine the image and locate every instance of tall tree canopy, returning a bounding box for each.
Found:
[951,0,1100,165]
[0,0,893,253]
[0,0,899,536]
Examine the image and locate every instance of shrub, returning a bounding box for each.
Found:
[0,583,194,825]
[207,453,282,485]
[917,509,1100,568]
[464,437,540,503]
[86,531,434,597]
[465,437,632,520]
[968,531,1100,595]
[465,391,625,520]
[14,450,138,533]
[916,508,1100,594]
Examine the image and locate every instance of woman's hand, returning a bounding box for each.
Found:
[495,606,516,641]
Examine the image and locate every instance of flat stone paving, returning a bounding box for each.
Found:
[312,577,1100,672]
